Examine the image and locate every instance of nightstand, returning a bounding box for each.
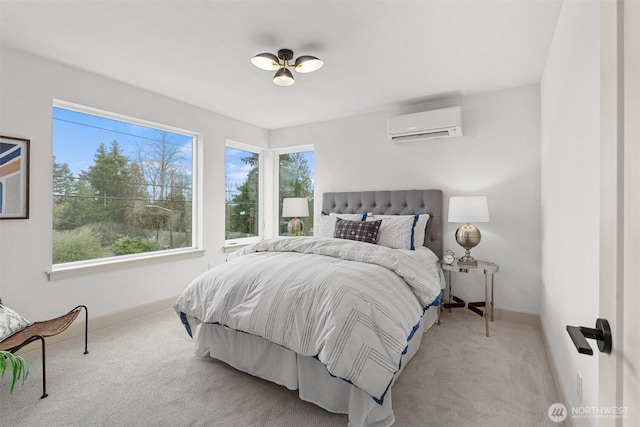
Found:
[439,259,499,337]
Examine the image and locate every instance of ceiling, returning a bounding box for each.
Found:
[0,0,563,130]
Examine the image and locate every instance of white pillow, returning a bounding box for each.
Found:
[412,214,430,249]
[366,214,430,250]
[315,212,365,238]
[0,304,33,341]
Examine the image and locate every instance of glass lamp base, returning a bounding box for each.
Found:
[287,218,305,236]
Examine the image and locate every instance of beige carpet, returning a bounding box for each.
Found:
[0,308,564,426]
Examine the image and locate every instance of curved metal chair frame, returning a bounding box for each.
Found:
[0,305,88,398]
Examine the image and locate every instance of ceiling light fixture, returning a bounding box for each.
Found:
[251,49,323,87]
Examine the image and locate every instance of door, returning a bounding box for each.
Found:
[599,0,639,425]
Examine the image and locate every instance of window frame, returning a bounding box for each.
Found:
[48,99,203,280]
[224,139,264,248]
[273,144,315,237]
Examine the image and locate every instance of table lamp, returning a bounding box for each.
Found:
[448,196,490,266]
[282,197,309,236]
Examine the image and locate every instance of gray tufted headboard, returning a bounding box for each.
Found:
[322,189,444,258]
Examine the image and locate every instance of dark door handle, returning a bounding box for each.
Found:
[566,318,612,355]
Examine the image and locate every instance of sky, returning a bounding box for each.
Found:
[53,106,313,198]
[225,149,314,198]
[52,107,193,179]
[225,147,256,195]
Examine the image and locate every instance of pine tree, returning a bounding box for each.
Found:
[83,140,142,225]
[52,156,75,200]
[228,153,259,237]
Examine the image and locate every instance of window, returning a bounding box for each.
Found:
[278,148,314,236]
[225,142,262,243]
[52,102,196,266]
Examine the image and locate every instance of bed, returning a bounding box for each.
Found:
[174,189,444,427]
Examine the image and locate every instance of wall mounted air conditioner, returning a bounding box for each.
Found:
[388,106,463,143]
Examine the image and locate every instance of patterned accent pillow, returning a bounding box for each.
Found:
[333,218,382,244]
[0,304,33,341]
[315,212,366,238]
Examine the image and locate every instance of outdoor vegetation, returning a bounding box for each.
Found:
[53,133,193,264]
[224,149,314,239]
[278,152,314,235]
[225,149,260,240]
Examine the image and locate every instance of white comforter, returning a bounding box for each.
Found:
[173,237,442,403]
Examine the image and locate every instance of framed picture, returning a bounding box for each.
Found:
[0,135,30,219]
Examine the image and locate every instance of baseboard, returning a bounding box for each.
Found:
[492,307,540,327]
[539,321,574,427]
[453,306,540,327]
[17,296,178,351]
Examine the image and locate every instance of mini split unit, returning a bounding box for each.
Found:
[388,106,463,143]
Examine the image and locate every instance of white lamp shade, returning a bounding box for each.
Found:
[448,196,490,223]
[273,67,295,86]
[294,56,324,73]
[251,53,280,71]
[282,198,309,217]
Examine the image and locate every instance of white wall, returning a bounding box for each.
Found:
[540,1,600,424]
[270,85,542,314]
[0,46,545,323]
[0,47,268,320]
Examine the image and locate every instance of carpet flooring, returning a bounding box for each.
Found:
[0,308,564,426]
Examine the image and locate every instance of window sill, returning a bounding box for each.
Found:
[224,237,262,253]
[223,243,251,253]
[47,248,206,281]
